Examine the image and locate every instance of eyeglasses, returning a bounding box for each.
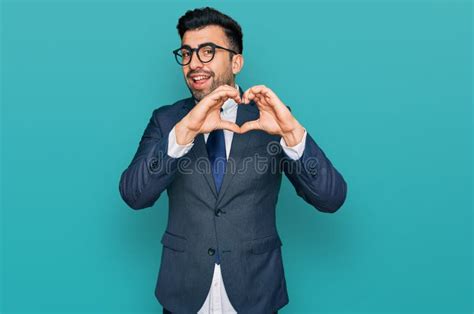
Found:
[172,42,239,66]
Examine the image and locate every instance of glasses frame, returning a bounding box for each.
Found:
[172,42,239,66]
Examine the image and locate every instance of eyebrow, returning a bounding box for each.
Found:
[179,42,216,49]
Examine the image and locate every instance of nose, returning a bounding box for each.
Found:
[188,50,203,70]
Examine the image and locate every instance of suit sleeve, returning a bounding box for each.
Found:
[282,107,347,213]
[119,108,180,210]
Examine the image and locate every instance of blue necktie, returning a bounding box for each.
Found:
[206,127,227,194]
[206,109,227,265]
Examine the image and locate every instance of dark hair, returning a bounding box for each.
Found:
[177,7,243,55]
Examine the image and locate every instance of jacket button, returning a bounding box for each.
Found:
[215,208,225,216]
[208,248,215,256]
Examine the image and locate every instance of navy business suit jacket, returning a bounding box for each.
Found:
[119,86,347,313]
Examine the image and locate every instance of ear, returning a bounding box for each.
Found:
[232,54,244,75]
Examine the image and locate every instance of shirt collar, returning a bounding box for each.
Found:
[222,83,239,114]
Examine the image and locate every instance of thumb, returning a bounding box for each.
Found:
[218,120,242,134]
[240,120,261,133]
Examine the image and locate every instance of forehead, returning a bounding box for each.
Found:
[182,25,229,48]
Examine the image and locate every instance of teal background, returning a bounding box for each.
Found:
[1,0,472,313]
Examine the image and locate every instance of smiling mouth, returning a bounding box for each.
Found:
[191,75,211,82]
[189,74,212,89]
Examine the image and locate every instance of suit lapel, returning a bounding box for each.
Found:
[193,133,219,198]
[181,97,219,198]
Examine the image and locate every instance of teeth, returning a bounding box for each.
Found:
[192,75,210,82]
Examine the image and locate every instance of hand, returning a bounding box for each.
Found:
[175,85,242,145]
[240,85,306,146]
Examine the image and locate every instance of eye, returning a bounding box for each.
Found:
[181,50,190,57]
[202,47,213,55]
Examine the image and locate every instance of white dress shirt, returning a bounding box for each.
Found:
[167,84,307,313]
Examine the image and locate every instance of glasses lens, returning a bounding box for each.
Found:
[198,45,215,63]
[176,48,192,65]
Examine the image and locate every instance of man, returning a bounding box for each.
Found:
[119,7,347,314]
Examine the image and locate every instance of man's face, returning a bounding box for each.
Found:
[181,25,239,101]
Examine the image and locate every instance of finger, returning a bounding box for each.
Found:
[254,94,271,108]
[251,85,273,101]
[242,85,264,103]
[242,88,250,104]
[210,89,241,109]
[212,85,240,101]
[242,86,258,104]
[243,89,257,104]
[256,86,279,105]
[240,119,261,133]
[208,89,238,109]
[243,85,271,104]
[245,90,264,106]
[247,86,279,108]
[217,120,242,134]
[242,87,257,104]
[197,86,236,110]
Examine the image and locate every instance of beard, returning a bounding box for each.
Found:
[187,69,235,102]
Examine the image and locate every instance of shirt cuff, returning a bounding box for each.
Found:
[280,129,307,160]
[167,125,194,158]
